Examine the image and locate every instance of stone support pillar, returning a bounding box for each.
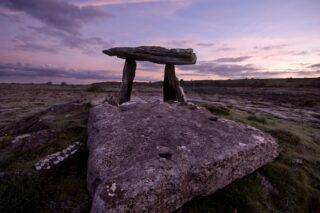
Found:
[119,58,136,105]
[163,64,177,101]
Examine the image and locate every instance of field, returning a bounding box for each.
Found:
[0,78,320,212]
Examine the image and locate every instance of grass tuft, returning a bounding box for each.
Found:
[261,163,309,212]
[268,129,300,144]
[201,103,230,116]
[247,115,268,124]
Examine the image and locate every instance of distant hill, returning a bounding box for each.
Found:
[91,78,320,89]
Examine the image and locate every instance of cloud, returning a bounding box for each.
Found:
[138,61,163,72]
[0,62,162,82]
[213,56,252,63]
[263,50,309,59]
[309,63,320,69]
[76,0,185,6]
[178,61,260,78]
[165,40,192,47]
[291,51,308,55]
[197,43,214,47]
[164,40,214,48]
[254,44,287,51]
[0,62,119,80]
[14,42,59,53]
[216,47,236,52]
[31,26,114,49]
[12,26,115,54]
[1,0,111,34]
[178,60,320,79]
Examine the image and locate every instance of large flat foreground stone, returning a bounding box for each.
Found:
[87,101,279,212]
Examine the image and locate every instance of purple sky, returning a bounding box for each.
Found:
[1,0,319,84]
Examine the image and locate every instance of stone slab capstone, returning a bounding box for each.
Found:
[103,46,197,65]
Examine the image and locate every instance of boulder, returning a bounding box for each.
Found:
[87,101,279,212]
[103,46,197,65]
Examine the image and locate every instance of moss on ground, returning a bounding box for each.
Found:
[0,173,46,213]
[0,102,91,212]
[201,103,231,116]
[247,115,268,124]
[0,150,91,213]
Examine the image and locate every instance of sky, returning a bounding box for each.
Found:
[0,0,320,84]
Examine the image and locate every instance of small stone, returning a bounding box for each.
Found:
[291,158,303,166]
[108,193,115,197]
[157,146,172,159]
[209,116,218,121]
[119,101,139,111]
[110,183,117,192]
[187,103,198,110]
[177,146,190,152]
[257,173,279,195]
[106,95,119,106]
[11,134,30,144]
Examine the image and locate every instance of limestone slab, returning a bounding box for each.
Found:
[103,46,197,65]
[87,101,279,212]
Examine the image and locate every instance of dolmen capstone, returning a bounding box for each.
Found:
[103,46,196,104]
[87,101,279,212]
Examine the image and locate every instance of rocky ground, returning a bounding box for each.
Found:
[0,79,319,212]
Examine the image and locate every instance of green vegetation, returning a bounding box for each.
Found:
[180,104,320,213]
[247,115,268,124]
[0,173,45,213]
[201,103,230,116]
[0,102,91,212]
[0,150,91,213]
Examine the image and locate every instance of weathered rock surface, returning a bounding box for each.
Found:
[34,141,82,170]
[103,46,197,65]
[87,101,279,213]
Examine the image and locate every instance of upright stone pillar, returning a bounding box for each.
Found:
[163,64,177,101]
[119,58,136,105]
